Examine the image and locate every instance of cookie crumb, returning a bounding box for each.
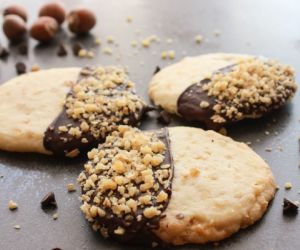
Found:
[265,147,272,152]
[78,49,88,57]
[57,43,68,57]
[126,16,133,23]
[141,38,150,48]
[103,47,113,55]
[67,183,76,192]
[52,213,58,220]
[284,182,292,190]
[218,127,227,136]
[87,51,95,59]
[161,51,167,59]
[213,30,221,36]
[31,64,40,72]
[106,35,114,44]
[8,200,18,210]
[13,225,21,230]
[168,50,175,60]
[94,38,101,45]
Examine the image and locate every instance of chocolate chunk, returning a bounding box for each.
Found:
[57,43,67,57]
[18,43,28,55]
[157,110,171,125]
[15,62,26,75]
[41,192,57,209]
[0,47,9,59]
[283,198,298,214]
[72,42,83,56]
[153,66,161,75]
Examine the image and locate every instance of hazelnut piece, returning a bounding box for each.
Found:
[3,4,27,22]
[3,15,27,42]
[39,2,66,25]
[30,16,58,43]
[67,7,96,34]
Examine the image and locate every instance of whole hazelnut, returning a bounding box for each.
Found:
[3,4,27,22]
[30,16,58,43]
[67,8,96,34]
[3,15,27,42]
[39,2,66,25]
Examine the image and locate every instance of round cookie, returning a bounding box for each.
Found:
[149,53,297,128]
[0,66,146,156]
[78,126,276,246]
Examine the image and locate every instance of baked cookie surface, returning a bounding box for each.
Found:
[149,53,297,128]
[78,126,276,246]
[0,66,146,156]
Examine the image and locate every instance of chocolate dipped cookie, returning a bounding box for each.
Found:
[78,126,276,245]
[149,53,297,128]
[0,66,146,156]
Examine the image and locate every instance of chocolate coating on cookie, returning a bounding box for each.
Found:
[44,67,146,157]
[178,58,297,128]
[78,126,173,244]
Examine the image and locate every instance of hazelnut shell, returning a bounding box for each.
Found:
[3,4,27,22]
[30,16,59,43]
[39,2,66,25]
[67,8,96,34]
[3,14,27,42]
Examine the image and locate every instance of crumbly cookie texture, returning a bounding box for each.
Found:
[154,126,277,245]
[78,126,173,242]
[0,68,80,154]
[202,58,297,124]
[44,66,146,157]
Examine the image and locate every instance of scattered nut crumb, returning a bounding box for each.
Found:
[103,47,113,55]
[94,38,101,45]
[67,183,76,192]
[106,35,114,43]
[53,213,58,220]
[78,49,88,57]
[141,38,150,48]
[194,34,203,44]
[126,16,133,23]
[199,101,209,108]
[284,182,293,190]
[265,147,272,152]
[8,200,18,210]
[161,51,167,59]
[14,225,21,230]
[31,64,40,72]
[168,50,175,59]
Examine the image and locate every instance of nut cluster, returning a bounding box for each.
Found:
[201,58,297,123]
[56,66,145,157]
[78,126,172,239]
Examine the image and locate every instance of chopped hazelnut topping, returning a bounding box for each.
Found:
[199,101,210,108]
[202,58,297,123]
[78,127,172,239]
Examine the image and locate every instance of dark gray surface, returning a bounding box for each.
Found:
[0,0,300,249]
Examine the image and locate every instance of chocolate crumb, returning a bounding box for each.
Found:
[18,43,28,55]
[72,42,83,56]
[41,192,57,209]
[283,198,298,214]
[0,47,9,59]
[57,43,67,57]
[144,105,157,113]
[153,66,161,75]
[51,248,62,250]
[157,110,171,124]
[15,62,26,75]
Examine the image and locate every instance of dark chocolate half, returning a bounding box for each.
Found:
[43,67,146,157]
[177,62,297,129]
[79,128,174,246]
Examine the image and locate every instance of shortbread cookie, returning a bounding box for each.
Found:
[149,53,297,128]
[0,67,146,156]
[78,126,276,245]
